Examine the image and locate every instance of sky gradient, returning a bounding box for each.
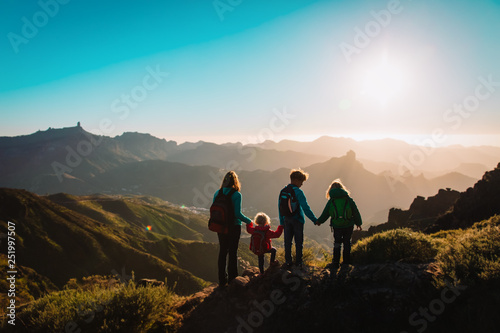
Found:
[1,0,500,146]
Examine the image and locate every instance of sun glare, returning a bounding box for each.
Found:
[359,53,408,107]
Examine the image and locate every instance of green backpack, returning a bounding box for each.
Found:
[328,197,353,228]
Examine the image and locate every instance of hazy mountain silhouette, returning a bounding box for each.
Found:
[251,135,500,177]
[93,151,398,244]
[0,126,488,239]
[164,141,327,171]
[0,126,327,193]
[0,126,146,193]
[450,162,492,179]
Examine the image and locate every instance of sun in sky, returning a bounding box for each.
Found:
[359,51,409,108]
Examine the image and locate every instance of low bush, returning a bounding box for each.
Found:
[351,228,438,264]
[435,221,500,287]
[10,280,183,333]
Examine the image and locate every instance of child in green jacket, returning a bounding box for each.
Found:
[316,179,362,270]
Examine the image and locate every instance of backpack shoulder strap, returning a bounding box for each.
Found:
[256,229,267,251]
[287,184,297,200]
[330,198,339,219]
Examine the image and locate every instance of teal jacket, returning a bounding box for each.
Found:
[279,184,318,225]
[317,188,362,228]
[213,187,252,226]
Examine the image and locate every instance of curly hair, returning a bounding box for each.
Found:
[254,212,271,226]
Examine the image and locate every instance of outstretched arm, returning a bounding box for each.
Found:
[268,225,284,238]
[232,191,252,224]
[296,188,317,223]
[316,201,331,226]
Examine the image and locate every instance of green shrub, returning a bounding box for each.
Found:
[352,228,438,264]
[13,281,183,333]
[435,223,500,286]
[471,214,500,230]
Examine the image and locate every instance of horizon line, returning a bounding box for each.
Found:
[3,124,500,149]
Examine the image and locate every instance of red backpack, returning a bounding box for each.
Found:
[250,229,269,255]
[208,188,235,234]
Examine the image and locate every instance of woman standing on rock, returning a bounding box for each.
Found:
[213,171,252,287]
[316,179,362,271]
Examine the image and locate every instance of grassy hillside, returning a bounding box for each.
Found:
[0,188,221,298]
[47,193,217,243]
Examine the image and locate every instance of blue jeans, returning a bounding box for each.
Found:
[284,217,304,265]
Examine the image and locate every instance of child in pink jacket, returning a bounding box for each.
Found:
[247,212,284,273]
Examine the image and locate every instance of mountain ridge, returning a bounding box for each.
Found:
[0,125,490,233]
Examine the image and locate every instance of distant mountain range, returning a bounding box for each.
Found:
[250,136,500,178]
[0,125,496,236]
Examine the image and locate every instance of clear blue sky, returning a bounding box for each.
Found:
[1,0,499,146]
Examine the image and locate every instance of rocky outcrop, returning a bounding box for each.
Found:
[360,163,500,237]
[354,188,460,242]
[428,163,500,232]
[178,263,437,333]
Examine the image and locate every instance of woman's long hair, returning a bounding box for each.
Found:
[221,171,241,191]
[326,178,351,199]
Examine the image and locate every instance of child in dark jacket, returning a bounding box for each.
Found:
[247,212,284,273]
